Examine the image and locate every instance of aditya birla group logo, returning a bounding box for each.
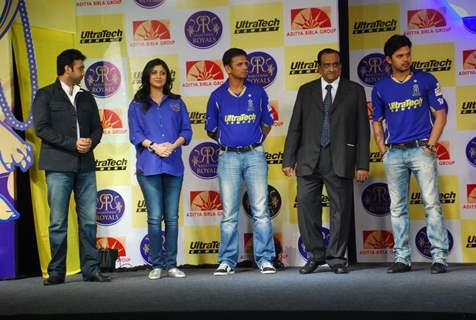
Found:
[134,0,165,9]
[357,53,391,86]
[298,227,329,261]
[131,20,174,47]
[463,184,476,210]
[183,60,224,89]
[247,51,277,88]
[184,11,222,49]
[435,141,455,166]
[96,237,127,257]
[99,109,127,135]
[415,227,454,259]
[96,189,125,226]
[84,61,121,98]
[288,7,336,37]
[460,49,476,76]
[187,190,223,218]
[361,183,391,217]
[189,142,220,179]
[407,8,447,29]
[77,0,121,8]
[242,185,281,219]
[363,230,394,249]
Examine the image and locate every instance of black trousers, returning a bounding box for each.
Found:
[297,146,353,267]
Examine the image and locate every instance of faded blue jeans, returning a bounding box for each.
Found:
[137,173,183,269]
[383,146,448,266]
[45,171,99,279]
[217,146,276,268]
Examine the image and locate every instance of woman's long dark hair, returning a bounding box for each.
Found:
[134,58,180,111]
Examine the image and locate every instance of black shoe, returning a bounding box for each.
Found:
[431,263,447,274]
[43,276,64,286]
[83,272,111,282]
[330,264,349,274]
[299,260,325,274]
[387,262,411,273]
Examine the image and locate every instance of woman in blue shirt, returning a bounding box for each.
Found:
[128,58,192,280]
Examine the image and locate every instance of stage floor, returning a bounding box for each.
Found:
[1,263,475,320]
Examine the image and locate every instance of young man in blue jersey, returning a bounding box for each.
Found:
[205,48,276,275]
[372,34,449,274]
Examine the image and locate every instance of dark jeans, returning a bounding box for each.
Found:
[45,171,99,279]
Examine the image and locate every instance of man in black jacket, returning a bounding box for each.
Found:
[32,49,110,285]
[283,48,370,274]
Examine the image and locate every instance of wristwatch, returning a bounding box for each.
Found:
[147,142,155,152]
[425,143,436,153]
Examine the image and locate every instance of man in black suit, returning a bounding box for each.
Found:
[283,48,370,274]
[32,49,110,285]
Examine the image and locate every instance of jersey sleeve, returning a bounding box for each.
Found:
[371,84,385,121]
[205,92,219,133]
[426,73,448,112]
[260,88,274,127]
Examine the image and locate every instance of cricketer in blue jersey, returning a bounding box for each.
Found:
[371,34,449,275]
[205,48,277,276]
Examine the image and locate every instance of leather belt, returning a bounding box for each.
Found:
[220,143,261,152]
[388,139,428,149]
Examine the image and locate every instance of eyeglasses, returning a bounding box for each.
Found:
[320,62,341,69]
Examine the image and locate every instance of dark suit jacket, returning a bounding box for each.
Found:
[283,78,370,179]
[32,79,102,172]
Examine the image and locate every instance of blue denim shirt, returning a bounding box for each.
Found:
[128,96,192,176]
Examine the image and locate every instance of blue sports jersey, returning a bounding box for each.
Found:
[205,80,274,147]
[371,71,447,144]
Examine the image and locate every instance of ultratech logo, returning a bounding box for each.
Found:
[234,18,280,34]
[136,199,147,213]
[412,59,452,72]
[409,191,456,204]
[189,111,206,124]
[189,241,219,254]
[80,29,123,44]
[466,235,476,248]
[352,19,397,34]
[289,60,318,75]
[95,158,127,171]
[265,151,283,165]
[461,101,476,114]
[369,151,382,163]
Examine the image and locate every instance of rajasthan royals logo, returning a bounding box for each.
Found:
[134,0,165,9]
[298,227,330,261]
[189,142,220,179]
[96,189,125,226]
[357,53,391,86]
[361,183,391,216]
[415,227,453,259]
[291,7,331,30]
[184,11,222,49]
[466,137,476,167]
[140,232,166,265]
[247,51,277,88]
[242,185,281,219]
[407,8,446,30]
[84,61,121,98]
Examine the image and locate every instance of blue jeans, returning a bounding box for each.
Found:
[383,146,448,265]
[45,171,99,279]
[137,173,183,269]
[217,146,276,268]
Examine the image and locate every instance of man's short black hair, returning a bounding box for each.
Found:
[57,49,86,76]
[317,48,341,65]
[384,34,412,58]
[222,48,247,67]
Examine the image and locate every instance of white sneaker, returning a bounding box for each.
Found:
[260,261,276,274]
[168,268,186,278]
[213,263,235,276]
[148,268,162,280]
